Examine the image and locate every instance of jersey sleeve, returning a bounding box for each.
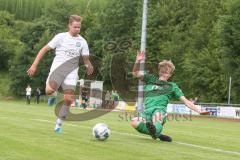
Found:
[47,34,61,49]
[143,71,157,84]
[80,40,90,56]
[173,83,184,99]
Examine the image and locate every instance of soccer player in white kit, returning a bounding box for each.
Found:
[27,15,93,133]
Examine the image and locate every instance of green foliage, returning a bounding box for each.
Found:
[180,0,226,102]
[7,0,108,95]
[0,11,23,71]
[215,0,240,103]
[9,14,64,95]
[2,0,240,103]
[0,0,108,21]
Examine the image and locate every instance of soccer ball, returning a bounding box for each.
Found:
[92,123,110,141]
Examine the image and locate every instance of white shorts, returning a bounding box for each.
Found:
[46,71,78,91]
[47,57,80,91]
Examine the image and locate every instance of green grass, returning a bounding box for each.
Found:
[0,100,239,160]
[0,73,11,98]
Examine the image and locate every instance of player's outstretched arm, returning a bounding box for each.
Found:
[83,55,94,75]
[132,51,145,81]
[180,96,210,115]
[27,45,51,77]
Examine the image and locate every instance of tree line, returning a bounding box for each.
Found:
[0,0,240,103]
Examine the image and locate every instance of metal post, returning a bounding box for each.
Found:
[137,0,148,112]
[228,76,232,104]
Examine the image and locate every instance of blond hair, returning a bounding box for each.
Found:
[158,60,175,76]
[69,15,82,24]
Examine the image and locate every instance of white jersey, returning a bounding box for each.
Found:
[26,87,31,96]
[47,32,89,75]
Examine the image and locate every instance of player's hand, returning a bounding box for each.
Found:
[86,64,94,75]
[200,111,210,115]
[136,51,145,62]
[27,64,37,77]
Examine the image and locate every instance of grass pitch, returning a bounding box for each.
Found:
[0,100,239,160]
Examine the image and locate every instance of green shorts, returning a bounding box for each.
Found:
[140,107,167,124]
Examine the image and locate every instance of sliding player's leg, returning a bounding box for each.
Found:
[152,110,172,142]
[158,134,172,142]
[152,111,164,137]
[131,116,150,135]
[130,108,157,139]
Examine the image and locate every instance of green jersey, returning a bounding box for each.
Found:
[143,72,184,111]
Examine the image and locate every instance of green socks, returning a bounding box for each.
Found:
[135,121,163,137]
[154,121,163,137]
[136,121,150,135]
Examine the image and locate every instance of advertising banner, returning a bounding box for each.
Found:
[201,105,220,116]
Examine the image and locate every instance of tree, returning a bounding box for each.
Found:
[216,0,240,103]
[0,11,23,71]
[8,0,98,96]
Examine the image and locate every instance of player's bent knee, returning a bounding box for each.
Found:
[46,90,55,96]
[45,85,55,96]
[64,97,72,106]
[130,117,143,128]
[64,95,73,106]
[130,120,137,128]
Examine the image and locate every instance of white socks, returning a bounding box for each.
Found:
[55,118,63,130]
[54,103,70,131]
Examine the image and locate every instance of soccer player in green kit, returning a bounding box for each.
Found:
[131,51,209,142]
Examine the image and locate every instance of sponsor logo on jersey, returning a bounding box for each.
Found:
[76,42,81,47]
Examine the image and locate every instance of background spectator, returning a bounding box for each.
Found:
[35,88,41,104]
[26,85,32,104]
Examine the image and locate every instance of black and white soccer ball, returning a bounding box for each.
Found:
[92,123,110,141]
